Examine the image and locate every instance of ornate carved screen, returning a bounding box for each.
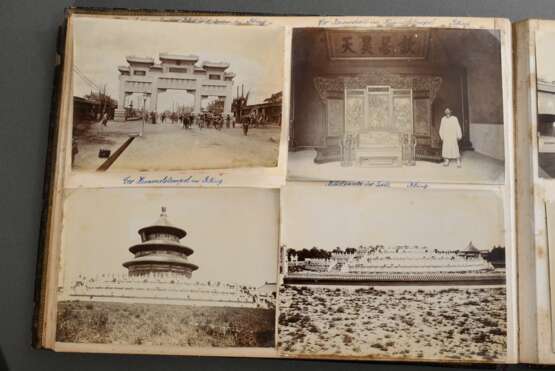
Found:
[413,99,430,136]
[412,90,434,148]
[326,98,344,137]
[366,86,392,131]
[344,89,365,134]
[313,74,442,160]
[391,89,413,135]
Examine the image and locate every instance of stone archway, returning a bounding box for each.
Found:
[114,54,234,121]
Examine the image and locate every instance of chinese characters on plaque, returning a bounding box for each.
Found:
[326,30,429,60]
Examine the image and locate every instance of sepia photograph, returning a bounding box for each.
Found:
[70,17,284,173]
[278,185,507,362]
[535,31,555,178]
[55,187,278,348]
[288,28,506,184]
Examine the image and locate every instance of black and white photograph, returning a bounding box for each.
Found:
[278,185,508,362]
[55,187,278,349]
[288,28,506,184]
[535,31,555,178]
[70,17,284,173]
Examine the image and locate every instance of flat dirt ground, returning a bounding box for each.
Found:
[278,285,507,362]
[72,121,281,171]
[56,301,275,348]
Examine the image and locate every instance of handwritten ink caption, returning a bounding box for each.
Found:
[122,175,223,186]
[327,180,429,189]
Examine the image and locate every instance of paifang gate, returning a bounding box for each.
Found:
[114,53,235,121]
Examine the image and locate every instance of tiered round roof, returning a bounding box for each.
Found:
[123,207,198,277]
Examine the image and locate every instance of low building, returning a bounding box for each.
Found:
[239,91,282,126]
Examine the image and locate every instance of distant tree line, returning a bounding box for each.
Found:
[287,247,329,261]
[482,246,505,268]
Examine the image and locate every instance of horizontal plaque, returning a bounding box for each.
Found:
[326,29,430,60]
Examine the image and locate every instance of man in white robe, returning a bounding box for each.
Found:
[439,108,462,167]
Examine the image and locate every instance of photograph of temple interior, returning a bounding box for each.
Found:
[535,31,555,178]
[288,28,506,184]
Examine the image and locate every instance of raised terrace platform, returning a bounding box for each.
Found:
[284,244,506,286]
[283,271,506,286]
[62,275,275,309]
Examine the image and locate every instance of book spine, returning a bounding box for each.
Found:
[31,13,68,349]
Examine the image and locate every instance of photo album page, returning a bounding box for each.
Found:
[34,11,517,364]
[514,19,555,364]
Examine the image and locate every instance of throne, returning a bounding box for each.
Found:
[353,131,403,167]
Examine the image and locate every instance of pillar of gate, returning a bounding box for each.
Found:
[114,78,127,121]
[149,88,158,114]
[223,96,232,115]
[193,90,202,114]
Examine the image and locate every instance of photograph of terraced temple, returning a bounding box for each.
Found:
[56,187,278,348]
[278,185,508,362]
[284,243,505,285]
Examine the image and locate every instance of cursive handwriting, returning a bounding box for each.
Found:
[122,175,223,186]
[318,17,474,28]
[159,16,271,27]
[327,180,391,187]
[327,180,430,189]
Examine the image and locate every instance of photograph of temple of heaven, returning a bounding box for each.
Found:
[55,188,278,349]
[123,207,198,278]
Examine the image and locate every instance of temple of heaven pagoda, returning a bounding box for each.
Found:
[123,207,198,277]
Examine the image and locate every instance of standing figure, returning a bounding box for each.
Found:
[225,114,231,129]
[439,108,462,167]
[191,113,197,129]
[217,115,223,130]
[161,113,166,123]
[100,111,109,126]
[243,116,250,136]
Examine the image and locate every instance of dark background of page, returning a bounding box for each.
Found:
[1,0,554,370]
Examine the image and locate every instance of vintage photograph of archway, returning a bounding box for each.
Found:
[288,28,506,184]
[70,17,284,172]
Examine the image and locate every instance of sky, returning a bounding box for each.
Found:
[537,31,555,82]
[60,188,279,287]
[282,186,505,252]
[72,16,284,106]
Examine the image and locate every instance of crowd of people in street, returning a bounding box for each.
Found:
[118,109,268,136]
